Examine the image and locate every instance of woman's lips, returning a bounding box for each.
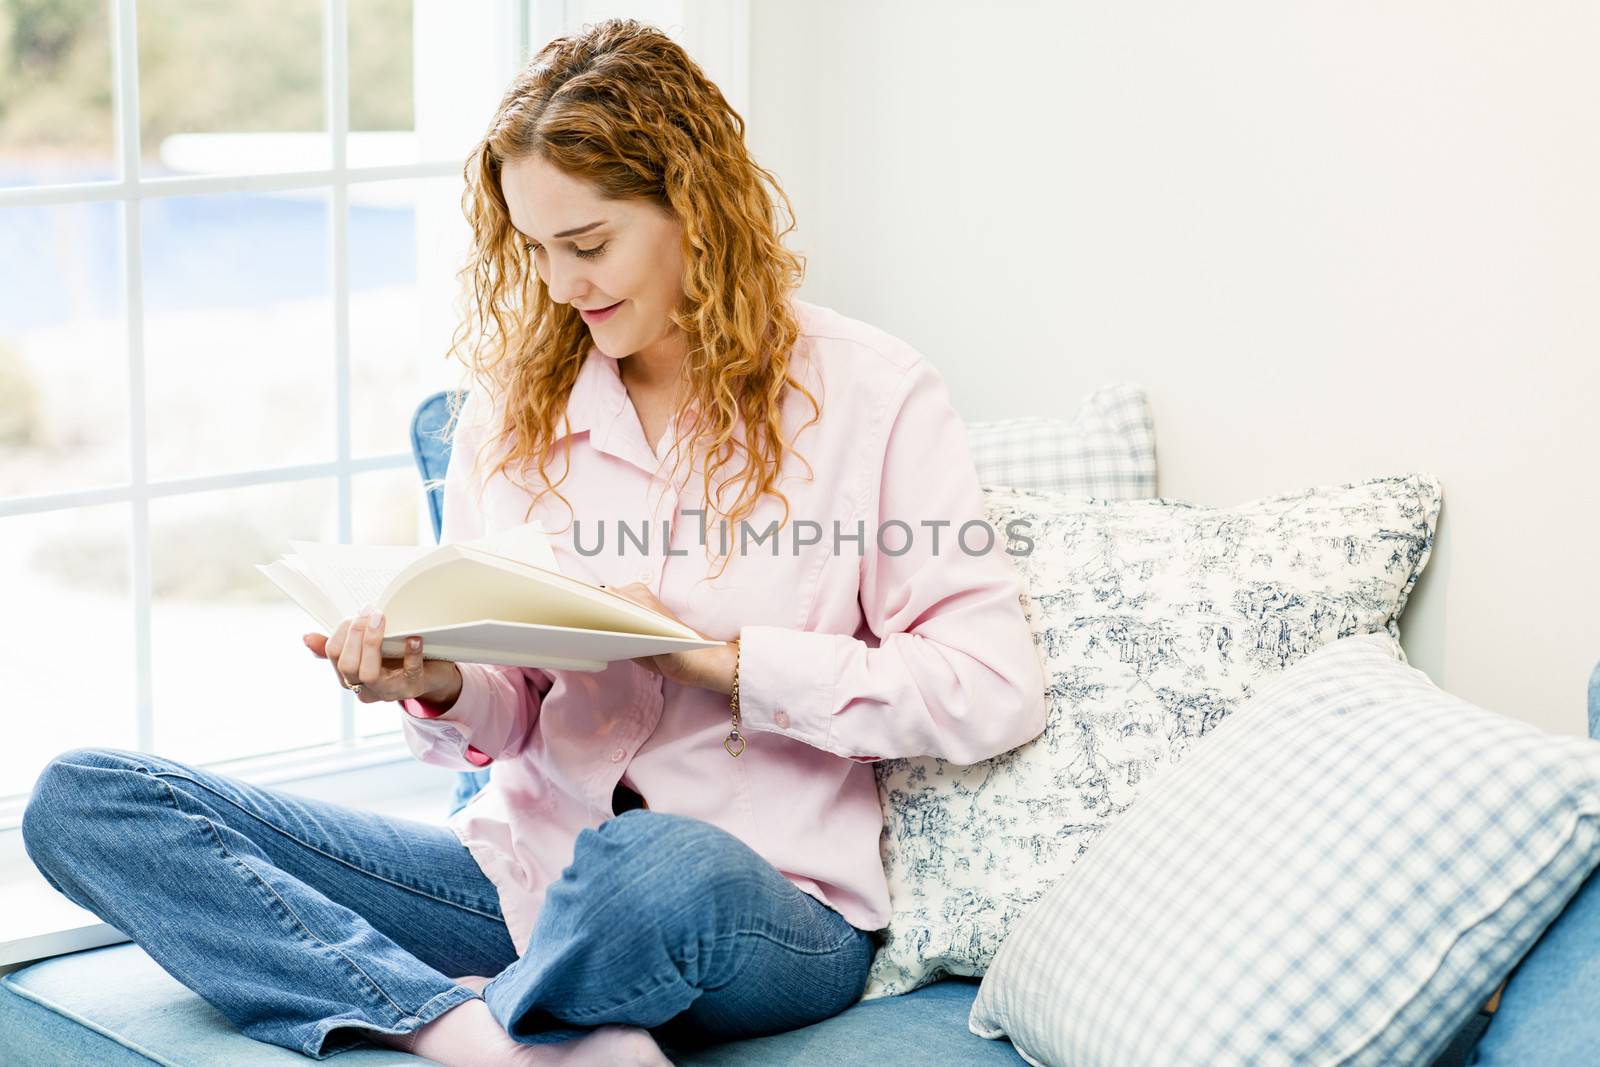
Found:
[581,300,624,323]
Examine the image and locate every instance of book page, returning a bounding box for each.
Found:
[288,542,433,617]
[380,549,702,641]
[465,521,559,573]
[283,522,557,618]
[255,560,342,631]
[324,561,407,613]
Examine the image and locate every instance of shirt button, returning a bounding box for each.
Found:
[774,710,790,728]
[610,748,625,762]
[637,568,653,583]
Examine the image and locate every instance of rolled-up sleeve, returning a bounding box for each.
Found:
[400,662,554,769]
[737,358,1048,765]
[396,387,555,769]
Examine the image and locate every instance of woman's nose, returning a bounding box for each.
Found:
[542,259,587,306]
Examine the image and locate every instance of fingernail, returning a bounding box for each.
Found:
[368,608,383,627]
[407,637,421,650]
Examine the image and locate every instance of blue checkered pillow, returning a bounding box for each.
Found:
[970,632,1600,1067]
[966,382,1154,496]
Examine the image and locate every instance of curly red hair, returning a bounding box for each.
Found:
[441,18,820,580]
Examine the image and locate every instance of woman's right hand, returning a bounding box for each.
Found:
[301,607,462,706]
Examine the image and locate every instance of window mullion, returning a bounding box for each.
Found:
[0,455,414,521]
[0,161,462,209]
[112,0,156,753]
[325,0,357,744]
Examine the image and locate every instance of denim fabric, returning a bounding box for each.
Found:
[448,768,491,817]
[1459,666,1600,1064]
[482,808,875,1050]
[0,946,427,1066]
[1467,820,1600,1063]
[21,748,875,1060]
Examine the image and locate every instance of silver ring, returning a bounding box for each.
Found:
[349,683,364,694]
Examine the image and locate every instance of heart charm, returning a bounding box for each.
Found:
[723,732,746,757]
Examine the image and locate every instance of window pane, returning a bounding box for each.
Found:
[149,479,341,765]
[138,0,329,177]
[0,503,136,798]
[347,0,413,166]
[350,176,470,458]
[351,465,429,737]
[352,465,428,547]
[0,202,128,498]
[0,0,116,187]
[141,191,333,481]
[349,0,519,167]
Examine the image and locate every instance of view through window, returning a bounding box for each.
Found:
[0,0,527,812]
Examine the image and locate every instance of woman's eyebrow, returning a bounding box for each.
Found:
[540,220,609,239]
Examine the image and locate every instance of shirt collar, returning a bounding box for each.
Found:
[558,343,703,473]
[558,342,629,440]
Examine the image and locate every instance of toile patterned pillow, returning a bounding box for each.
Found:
[861,472,1443,999]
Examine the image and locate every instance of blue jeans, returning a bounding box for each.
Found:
[1463,858,1600,1065]
[20,748,876,1059]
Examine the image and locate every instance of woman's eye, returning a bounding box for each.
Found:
[524,241,607,260]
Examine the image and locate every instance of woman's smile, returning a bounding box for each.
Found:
[580,300,624,324]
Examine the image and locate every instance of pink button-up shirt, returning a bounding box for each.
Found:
[399,297,1047,953]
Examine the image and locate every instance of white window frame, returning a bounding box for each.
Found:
[0,0,539,828]
[0,0,750,964]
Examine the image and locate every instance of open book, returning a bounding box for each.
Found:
[256,521,721,672]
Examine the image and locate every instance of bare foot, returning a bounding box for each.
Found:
[447,975,671,1064]
[369,998,673,1067]
[454,974,493,995]
[542,1024,674,1067]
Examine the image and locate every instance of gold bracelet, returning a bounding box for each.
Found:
[724,638,745,757]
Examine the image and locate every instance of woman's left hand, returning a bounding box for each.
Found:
[605,582,738,695]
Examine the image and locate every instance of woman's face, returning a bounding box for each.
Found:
[500,154,686,365]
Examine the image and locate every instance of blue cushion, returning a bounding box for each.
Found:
[410,388,461,546]
[669,977,1026,1066]
[1590,658,1600,742]
[0,942,1025,1065]
[0,944,420,1065]
[410,389,490,816]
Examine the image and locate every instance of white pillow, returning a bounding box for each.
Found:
[969,632,1600,1067]
[965,382,1155,497]
[863,473,1442,999]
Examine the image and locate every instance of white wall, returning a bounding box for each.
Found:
[743,0,1600,736]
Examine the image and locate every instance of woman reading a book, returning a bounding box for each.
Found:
[22,18,1045,1065]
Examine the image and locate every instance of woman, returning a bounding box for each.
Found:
[21,18,1046,1064]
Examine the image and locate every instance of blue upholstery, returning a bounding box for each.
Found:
[1590,659,1600,744]
[410,389,491,816]
[0,942,1027,1065]
[410,388,459,548]
[0,944,420,1065]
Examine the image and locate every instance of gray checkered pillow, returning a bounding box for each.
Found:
[970,632,1600,1067]
[966,382,1154,496]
